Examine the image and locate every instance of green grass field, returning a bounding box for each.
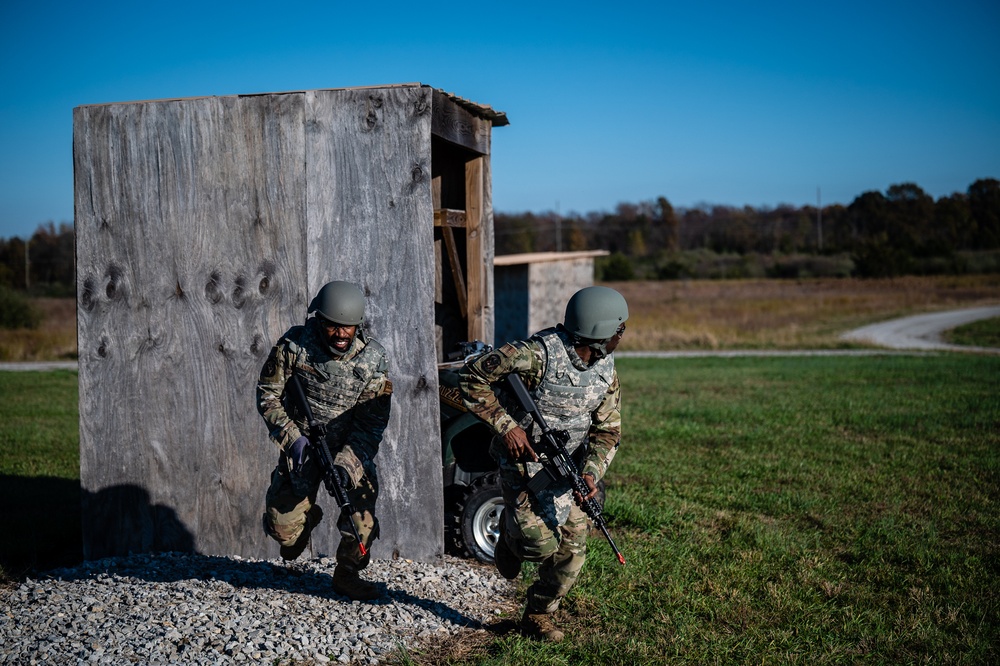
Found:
[944,316,1000,348]
[4,353,997,665]
[0,370,81,578]
[405,354,999,664]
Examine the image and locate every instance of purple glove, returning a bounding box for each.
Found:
[287,435,310,473]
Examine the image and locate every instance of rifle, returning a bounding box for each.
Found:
[504,374,626,565]
[286,372,367,556]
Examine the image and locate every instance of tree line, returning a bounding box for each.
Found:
[496,178,1000,280]
[0,222,75,295]
[2,179,999,295]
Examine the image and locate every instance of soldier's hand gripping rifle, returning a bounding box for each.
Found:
[287,373,367,556]
[504,374,626,565]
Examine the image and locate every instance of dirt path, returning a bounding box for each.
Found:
[0,361,78,371]
[840,305,1000,353]
[3,307,999,371]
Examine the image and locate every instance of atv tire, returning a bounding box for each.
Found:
[445,473,609,563]
[449,472,504,564]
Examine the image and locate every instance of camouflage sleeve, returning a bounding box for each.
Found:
[338,350,393,474]
[256,337,303,452]
[457,340,545,437]
[581,372,622,480]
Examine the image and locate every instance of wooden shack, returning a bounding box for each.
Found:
[73,83,507,562]
[493,251,609,344]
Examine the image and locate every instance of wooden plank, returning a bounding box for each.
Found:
[433,209,467,228]
[432,175,442,210]
[74,93,307,559]
[305,86,443,561]
[434,237,444,359]
[431,90,490,155]
[465,157,486,341]
[495,250,609,265]
[74,84,449,564]
[196,94,309,557]
[441,227,468,319]
[480,152,495,346]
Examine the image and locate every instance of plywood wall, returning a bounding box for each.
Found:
[73,86,444,562]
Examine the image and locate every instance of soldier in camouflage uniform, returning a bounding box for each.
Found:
[257,281,393,601]
[458,286,628,642]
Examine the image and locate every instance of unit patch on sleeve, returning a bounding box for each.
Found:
[483,352,503,372]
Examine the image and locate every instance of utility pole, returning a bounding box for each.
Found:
[555,201,562,252]
[816,187,823,253]
[24,237,30,290]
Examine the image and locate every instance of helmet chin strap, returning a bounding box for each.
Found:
[587,339,611,360]
[561,325,611,361]
[326,338,353,358]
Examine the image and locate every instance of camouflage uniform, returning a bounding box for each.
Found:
[458,327,621,613]
[257,318,392,571]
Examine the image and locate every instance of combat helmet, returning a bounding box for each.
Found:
[310,281,365,326]
[563,286,629,340]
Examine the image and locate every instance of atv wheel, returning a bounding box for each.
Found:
[446,474,609,563]
[453,473,504,564]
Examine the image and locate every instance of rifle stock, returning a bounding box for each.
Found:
[287,373,367,556]
[504,374,625,565]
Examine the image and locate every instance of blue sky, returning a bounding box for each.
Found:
[1,0,998,239]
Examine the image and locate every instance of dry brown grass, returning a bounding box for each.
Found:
[2,276,999,361]
[607,274,1000,350]
[0,298,77,361]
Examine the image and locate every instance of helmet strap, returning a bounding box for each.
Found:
[560,325,610,363]
[587,339,610,360]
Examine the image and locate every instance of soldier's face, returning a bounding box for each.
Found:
[318,320,358,353]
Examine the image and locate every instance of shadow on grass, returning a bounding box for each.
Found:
[0,474,84,578]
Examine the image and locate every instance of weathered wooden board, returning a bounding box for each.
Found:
[74,94,308,559]
[74,85,456,563]
[431,90,491,155]
[304,86,441,561]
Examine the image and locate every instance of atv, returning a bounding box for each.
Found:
[439,342,605,563]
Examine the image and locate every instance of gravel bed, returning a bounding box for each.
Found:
[1,552,517,665]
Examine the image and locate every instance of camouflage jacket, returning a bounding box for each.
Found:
[457,327,621,480]
[257,319,392,483]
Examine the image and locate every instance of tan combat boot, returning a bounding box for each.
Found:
[332,565,381,601]
[519,609,565,643]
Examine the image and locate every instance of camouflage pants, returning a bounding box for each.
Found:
[263,456,379,571]
[500,465,589,614]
